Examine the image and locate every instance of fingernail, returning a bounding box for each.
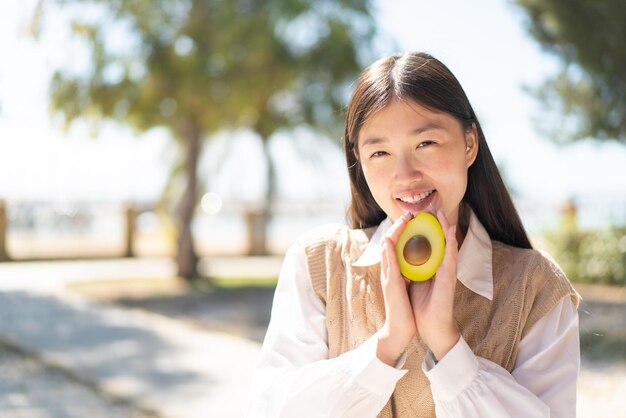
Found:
[402,210,412,220]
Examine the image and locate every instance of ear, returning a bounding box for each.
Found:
[465,124,479,167]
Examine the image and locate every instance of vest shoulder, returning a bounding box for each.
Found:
[493,241,580,306]
[493,241,565,274]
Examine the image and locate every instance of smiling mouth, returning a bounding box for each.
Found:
[397,190,435,204]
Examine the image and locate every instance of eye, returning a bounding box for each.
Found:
[370,151,389,159]
[417,140,435,149]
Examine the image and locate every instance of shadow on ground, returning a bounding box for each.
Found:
[70,280,626,366]
[114,285,276,343]
[0,291,216,392]
[101,283,626,367]
[0,288,264,417]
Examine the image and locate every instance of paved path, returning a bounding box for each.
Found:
[0,256,284,291]
[0,342,152,418]
[1,258,625,418]
[0,288,261,418]
[577,360,626,418]
[0,258,273,418]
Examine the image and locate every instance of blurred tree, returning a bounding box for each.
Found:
[515,0,626,144]
[0,200,10,261]
[31,0,378,279]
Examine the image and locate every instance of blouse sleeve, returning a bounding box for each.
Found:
[423,296,579,417]
[247,243,407,418]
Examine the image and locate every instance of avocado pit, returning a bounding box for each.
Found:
[403,235,431,266]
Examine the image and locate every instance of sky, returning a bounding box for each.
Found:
[0,0,624,232]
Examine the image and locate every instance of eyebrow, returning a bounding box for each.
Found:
[359,122,445,148]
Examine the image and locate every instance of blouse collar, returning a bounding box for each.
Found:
[352,210,493,300]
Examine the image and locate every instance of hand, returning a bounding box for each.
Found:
[408,209,460,361]
[376,211,417,366]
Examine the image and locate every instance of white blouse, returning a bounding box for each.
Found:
[247,214,580,417]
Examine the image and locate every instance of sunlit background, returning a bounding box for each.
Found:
[1,0,625,261]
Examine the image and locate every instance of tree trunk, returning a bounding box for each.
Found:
[123,204,136,258]
[0,200,10,261]
[246,136,275,256]
[176,119,202,280]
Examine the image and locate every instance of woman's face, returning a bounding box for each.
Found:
[357,99,478,226]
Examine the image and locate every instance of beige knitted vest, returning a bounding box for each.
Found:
[300,225,580,418]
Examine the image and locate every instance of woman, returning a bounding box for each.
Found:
[248,52,580,417]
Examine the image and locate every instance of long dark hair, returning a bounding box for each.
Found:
[344,52,532,249]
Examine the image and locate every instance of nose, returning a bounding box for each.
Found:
[395,153,422,184]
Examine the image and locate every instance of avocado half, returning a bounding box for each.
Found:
[395,212,445,281]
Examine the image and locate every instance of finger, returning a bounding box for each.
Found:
[435,224,458,288]
[386,211,413,242]
[436,208,450,233]
[384,236,401,278]
[429,209,455,276]
[436,208,457,257]
[381,238,389,283]
[443,224,458,263]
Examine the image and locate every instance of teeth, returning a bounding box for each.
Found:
[399,190,433,204]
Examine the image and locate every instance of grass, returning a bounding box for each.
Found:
[67,275,278,343]
[204,276,278,288]
[66,275,278,301]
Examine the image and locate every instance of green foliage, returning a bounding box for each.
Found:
[543,217,626,286]
[514,0,626,144]
[36,0,376,141]
[32,0,379,275]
